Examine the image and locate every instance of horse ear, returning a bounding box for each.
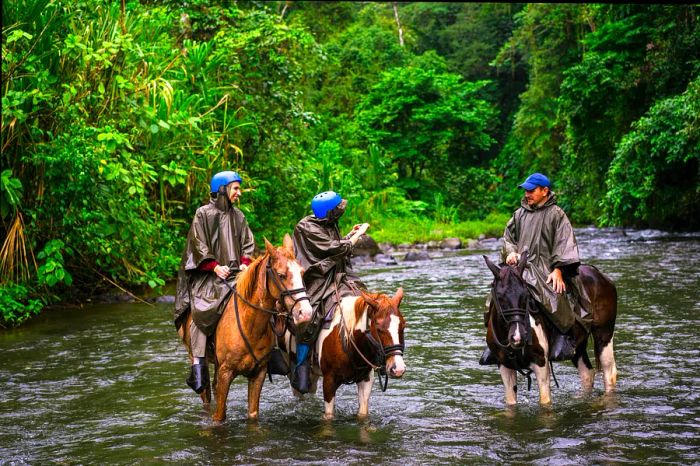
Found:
[361,290,380,310]
[392,287,404,307]
[264,237,276,257]
[283,233,294,252]
[484,255,500,278]
[517,250,528,276]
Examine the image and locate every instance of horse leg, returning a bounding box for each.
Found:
[212,364,235,423]
[597,335,617,392]
[322,376,341,420]
[531,361,551,405]
[573,346,594,391]
[499,366,518,405]
[356,372,374,419]
[246,368,268,420]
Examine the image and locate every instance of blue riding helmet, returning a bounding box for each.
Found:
[210,171,243,193]
[311,191,342,218]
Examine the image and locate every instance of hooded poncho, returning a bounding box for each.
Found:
[292,215,364,317]
[174,195,255,334]
[501,193,589,333]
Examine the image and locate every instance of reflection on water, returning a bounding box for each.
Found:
[0,229,698,464]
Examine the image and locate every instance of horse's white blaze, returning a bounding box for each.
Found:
[388,314,405,376]
[512,323,522,344]
[287,260,314,323]
[600,336,617,392]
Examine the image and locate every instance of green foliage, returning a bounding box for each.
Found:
[1,1,697,318]
[601,78,700,228]
[0,283,44,328]
[355,53,497,203]
[37,239,73,288]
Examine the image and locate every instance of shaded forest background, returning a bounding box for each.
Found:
[1,1,698,324]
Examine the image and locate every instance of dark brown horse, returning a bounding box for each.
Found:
[284,288,406,420]
[483,252,617,405]
[179,234,314,422]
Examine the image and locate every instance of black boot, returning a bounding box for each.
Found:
[479,346,499,366]
[268,348,290,375]
[291,361,310,394]
[186,362,210,394]
[549,331,576,361]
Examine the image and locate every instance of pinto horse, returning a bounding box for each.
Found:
[179,234,314,423]
[483,252,617,405]
[284,288,406,420]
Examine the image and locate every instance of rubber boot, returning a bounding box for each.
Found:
[549,331,576,361]
[479,346,499,366]
[291,360,311,394]
[186,360,210,394]
[268,348,290,375]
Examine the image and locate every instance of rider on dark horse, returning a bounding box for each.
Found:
[289,191,370,393]
[174,171,255,394]
[481,172,591,365]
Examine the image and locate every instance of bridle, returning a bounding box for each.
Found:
[342,304,405,392]
[489,279,534,351]
[223,254,310,372]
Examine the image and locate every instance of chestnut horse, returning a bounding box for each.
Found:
[287,288,406,420]
[483,252,617,405]
[179,234,314,423]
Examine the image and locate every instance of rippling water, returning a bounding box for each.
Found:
[1,229,698,465]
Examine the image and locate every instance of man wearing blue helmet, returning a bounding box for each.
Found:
[288,191,370,393]
[174,170,255,394]
[480,172,587,365]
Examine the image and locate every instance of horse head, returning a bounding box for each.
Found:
[484,252,531,349]
[362,287,406,378]
[264,234,314,328]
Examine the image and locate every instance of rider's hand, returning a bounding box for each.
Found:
[214,265,230,280]
[506,252,521,265]
[356,223,370,236]
[546,268,566,294]
[239,263,248,272]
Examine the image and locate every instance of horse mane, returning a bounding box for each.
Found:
[348,292,390,330]
[235,253,268,300]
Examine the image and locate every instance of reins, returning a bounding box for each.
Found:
[221,255,310,373]
[489,279,560,391]
[339,298,404,393]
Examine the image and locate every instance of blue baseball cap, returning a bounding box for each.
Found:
[518,173,551,190]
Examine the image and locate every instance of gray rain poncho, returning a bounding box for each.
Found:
[501,193,590,333]
[174,195,255,334]
[292,215,365,318]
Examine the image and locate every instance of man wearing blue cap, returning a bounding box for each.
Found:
[288,191,369,393]
[174,171,255,394]
[480,172,584,365]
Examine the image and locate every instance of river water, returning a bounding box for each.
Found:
[1,229,698,465]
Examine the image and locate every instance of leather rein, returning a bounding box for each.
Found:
[222,255,310,373]
[340,299,404,392]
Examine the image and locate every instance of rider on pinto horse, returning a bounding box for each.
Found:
[480,172,592,365]
[285,191,370,393]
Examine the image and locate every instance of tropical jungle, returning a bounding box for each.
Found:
[1,2,698,326]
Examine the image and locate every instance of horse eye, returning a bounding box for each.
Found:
[278,273,286,279]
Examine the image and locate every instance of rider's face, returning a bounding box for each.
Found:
[524,186,549,207]
[227,182,242,203]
